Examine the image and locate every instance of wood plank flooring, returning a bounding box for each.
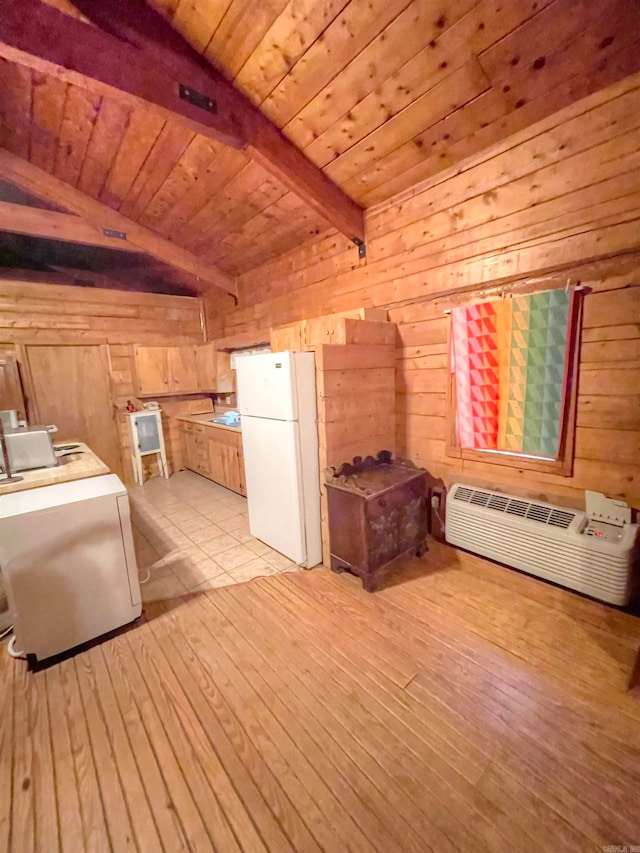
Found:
[2,541,640,852]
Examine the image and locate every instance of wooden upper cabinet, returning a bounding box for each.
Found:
[168,345,198,393]
[305,316,395,350]
[196,343,217,391]
[133,343,233,395]
[270,322,304,352]
[304,316,340,348]
[134,345,201,395]
[133,345,169,396]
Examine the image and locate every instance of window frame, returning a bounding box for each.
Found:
[445,288,583,477]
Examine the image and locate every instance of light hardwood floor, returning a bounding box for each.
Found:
[1,541,639,852]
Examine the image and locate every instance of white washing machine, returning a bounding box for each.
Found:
[0,474,141,662]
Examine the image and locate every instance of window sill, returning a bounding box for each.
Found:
[446,445,574,477]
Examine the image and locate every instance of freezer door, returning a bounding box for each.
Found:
[241,415,307,564]
[236,351,298,421]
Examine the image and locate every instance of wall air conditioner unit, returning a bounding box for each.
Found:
[446,484,638,606]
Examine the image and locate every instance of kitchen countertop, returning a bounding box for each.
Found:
[0,443,110,496]
[176,413,242,433]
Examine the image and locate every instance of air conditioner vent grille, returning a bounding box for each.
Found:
[506,499,528,517]
[470,490,491,507]
[549,510,575,529]
[526,504,551,523]
[487,495,508,511]
[455,486,473,502]
[453,486,576,530]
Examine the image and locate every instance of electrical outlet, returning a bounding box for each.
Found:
[431,486,445,505]
[429,486,446,539]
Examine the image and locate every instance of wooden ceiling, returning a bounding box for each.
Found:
[0,0,639,283]
[0,61,331,278]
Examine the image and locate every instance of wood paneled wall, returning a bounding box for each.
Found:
[206,73,640,510]
[393,274,640,511]
[0,279,205,481]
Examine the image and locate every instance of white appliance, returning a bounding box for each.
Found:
[446,483,638,605]
[0,409,19,429]
[236,350,322,567]
[0,474,142,662]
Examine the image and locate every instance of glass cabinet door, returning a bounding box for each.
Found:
[134,414,160,453]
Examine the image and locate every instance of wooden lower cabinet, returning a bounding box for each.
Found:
[179,421,245,496]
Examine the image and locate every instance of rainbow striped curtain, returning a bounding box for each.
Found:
[451,289,574,458]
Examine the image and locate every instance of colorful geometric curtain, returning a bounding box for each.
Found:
[451,289,574,458]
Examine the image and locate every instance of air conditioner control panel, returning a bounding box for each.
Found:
[582,520,624,542]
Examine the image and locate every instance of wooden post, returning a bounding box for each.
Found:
[630,646,640,693]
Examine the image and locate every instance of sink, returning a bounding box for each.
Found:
[210,412,241,427]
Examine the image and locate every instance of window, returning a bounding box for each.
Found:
[447,287,582,476]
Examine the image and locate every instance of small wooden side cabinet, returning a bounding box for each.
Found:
[126,409,169,485]
[325,451,428,592]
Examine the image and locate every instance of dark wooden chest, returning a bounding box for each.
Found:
[325,454,428,592]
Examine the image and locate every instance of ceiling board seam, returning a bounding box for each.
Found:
[326,81,491,190]
[365,70,640,219]
[75,93,104,190]
[95,109,133,202]
[282,0,483,151]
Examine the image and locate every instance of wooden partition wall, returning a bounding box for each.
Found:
[206,72,640,511]
[0,279,205,481]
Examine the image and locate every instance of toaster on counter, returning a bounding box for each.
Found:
[3,427,58,472]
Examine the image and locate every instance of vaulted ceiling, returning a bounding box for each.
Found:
[0,0,639,289]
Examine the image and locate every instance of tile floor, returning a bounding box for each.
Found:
[129,471,300,602]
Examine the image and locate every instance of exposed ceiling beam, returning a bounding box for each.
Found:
[0,201,141,253]
[0,266,195,296]
[0,149,237,295]
[0,0,365,244]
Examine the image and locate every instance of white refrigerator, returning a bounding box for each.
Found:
[236,350,322,568]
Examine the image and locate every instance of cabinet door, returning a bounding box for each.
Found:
[133,346,169,396]
[133,413,161,453]
[196,343,217,391]
[270,322,304,352]
[183,430,195,470]
[188,433,202,473]
[237,444,246,496]
[220,443,242,494]
[168,346,198,393]
[214,351,234,393]
[304,316,345,348]
[208,435,225,484]
[0,356,26,421]
[208,433,244,494]
[179,424,189,470]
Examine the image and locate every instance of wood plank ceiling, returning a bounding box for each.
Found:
[1,0,639,279]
